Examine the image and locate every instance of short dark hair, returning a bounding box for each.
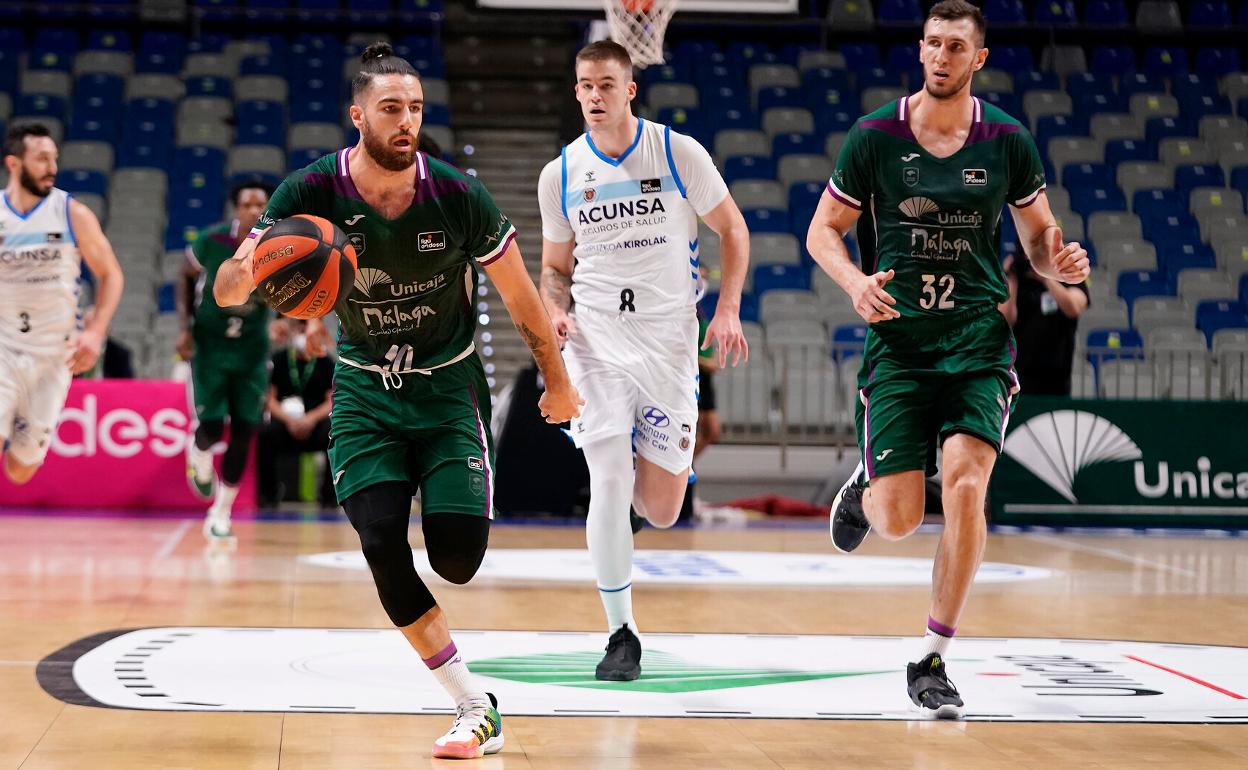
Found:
[4,123,52,159]
[351,41,420,101]
[927,0,987,47]
[575,40,633,75]
[229,177,275,206]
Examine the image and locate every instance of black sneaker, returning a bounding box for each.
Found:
[629,507,645,535]
[907,652,965,719]
[595,623,642,681]
[830,461,870,553]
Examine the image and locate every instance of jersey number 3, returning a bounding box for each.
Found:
[919,274,955,310]
[18,311,30,333]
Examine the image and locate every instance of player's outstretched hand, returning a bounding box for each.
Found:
[704,311,749,367]
[851,269,901,323]
[539,382,585,425]
[176,329,195,361]
[550,312,578,346]
[69,328,105,375]
[1052,241,1090,284]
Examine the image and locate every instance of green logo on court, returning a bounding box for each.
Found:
[469,650,893,694]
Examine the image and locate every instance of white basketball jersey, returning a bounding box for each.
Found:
[539,118,729,319]
[0,188,81,355]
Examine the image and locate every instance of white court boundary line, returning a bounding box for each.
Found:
[1025,533,1199,577]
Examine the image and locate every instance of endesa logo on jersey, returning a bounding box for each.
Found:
[963,168,988,186]
[640,178,663,194]
[418,231,446,252]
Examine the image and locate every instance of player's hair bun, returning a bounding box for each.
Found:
[361,42,395,63]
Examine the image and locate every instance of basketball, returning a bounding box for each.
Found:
[252,214,357,319]
[622,0,654,11]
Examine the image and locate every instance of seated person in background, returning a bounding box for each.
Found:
[257,318,335,507]
[1000,252,1089,396]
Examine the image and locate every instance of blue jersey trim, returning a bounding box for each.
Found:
[2,190,48,220]
[560,145,568,220]
[664,124,687,199]
[586,117,645,167]
[64,193,77,245]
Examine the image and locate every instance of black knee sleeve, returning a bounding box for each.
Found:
[422,514,490,585]
[343,481,437,627]
[220,420,255,486]
[195,419,224,450]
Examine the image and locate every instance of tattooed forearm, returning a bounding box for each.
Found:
[518,322,544,353]
[540,266,573,313]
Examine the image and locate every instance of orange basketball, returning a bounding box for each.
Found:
[623,0,654,11]
[252,214,357,319]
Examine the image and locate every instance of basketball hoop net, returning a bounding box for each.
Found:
[603,0,678,69]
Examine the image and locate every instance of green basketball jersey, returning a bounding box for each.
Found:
[828,97,1045,333]
[191,221,271,361]
[257,149,517,369]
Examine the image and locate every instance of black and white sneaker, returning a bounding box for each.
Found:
[907,653,965,719]
[830,460,871,553]
[595,623,642,681]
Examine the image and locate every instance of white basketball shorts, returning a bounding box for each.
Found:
[563,304,699,475]
[0,344,72,467]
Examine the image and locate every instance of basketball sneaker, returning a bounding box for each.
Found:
[595,623,642,681]
[907,653,965,719]
[431,692,504,759]
[630,507,645,535]
[185,443,215,500]
[830,461,871,553]
[202,512,236,548]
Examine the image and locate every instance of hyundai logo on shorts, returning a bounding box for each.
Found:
[643,407,670,427]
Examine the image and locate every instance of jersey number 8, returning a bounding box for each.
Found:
[919,274,955,310]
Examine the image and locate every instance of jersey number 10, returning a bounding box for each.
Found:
[919,274,955,310]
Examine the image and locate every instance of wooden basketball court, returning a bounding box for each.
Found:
[3,513,1247,768]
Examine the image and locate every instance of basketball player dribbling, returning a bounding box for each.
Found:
[0,124,124,485]
[214,44,582,759]
[538,41,750,682]
[808,1,1090,717]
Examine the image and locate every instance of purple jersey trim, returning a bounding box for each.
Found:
[827,181,862,210]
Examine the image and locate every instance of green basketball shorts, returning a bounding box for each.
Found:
[853,306,1019,480]
[327,353,495,514]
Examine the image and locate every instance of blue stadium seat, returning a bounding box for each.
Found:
[1231,166,1248,201]
[1172,74,1218,102]
[708,106,757,132]
[288,147,328,170]
[243,0,289,22]
[885,45,917,74]
[175,145,226,178]
[1118,272,1174,310]
[1240,274,1248,307]
[85,29,131,51]
[191,0,239,23]
[832,324,868,361]
[983,0,1026,24]
[187,32,229,54]
[999,209,1020,255]
[1013,70,1061,96]
[1090,46,1135,76]
[1085,328,1144,361]
[235,100,286,147]
[806,87,853,115]
[170,171,224,205]
[137,33,183,74]
[1143,47,1189,80]
[1066,72,1115,104]
[743,208,789,234]
[67,114,119,146]
[641,64,691,89]
[226,170,282,189]
[1188,1,1233,28]
[1034,0,1077,24]
[1063,163,1115,190]
[758,86,804,112]
[118,140,171,170]
[1164,243,1218,282]
[815,108,855,135]
[704,86,750,115]
[1105,139,1156,169]
[656,108,705,142]
[979,91,1020,119]
[1145,117,1193,145]
[85,1,134,21]
[1196,47,1240,79]
[1174,165,1226,202]
[1080,92,1129,116]
[185,75,232,100]
[34,28,78,56]
[727,41,774,65]
[991,45,1034,73]
[1133,189,1182,220]
[839,44,880,69]
[26,47,71,73]
[754,263,809,294]
[724,156,776,183]
[802,67,853,95]
[694,63,741,93]
[1197,300,1248,344]
[1036,115,1088,149]
[0,49,17,95]
[1143,213,1202,249]
[1119,72,1164,98]
[75,73,124,111]
[1085,0,1129,26]
[16,94,66,123]
[878,0,922,23]
[1185,94,1233,120]
[240,54,287,79]
[60,169,107,197]
[772,132,821,157]
[1240,1,1248,25]
[1071,186,1127,219]
[422,103,450,126]
[857,67,903,90]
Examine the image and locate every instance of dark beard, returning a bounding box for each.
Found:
[361,126,417,172]
[924,68,973,100]
[19,167,52,198]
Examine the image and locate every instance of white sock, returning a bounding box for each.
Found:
[188,441,215,482]
[583,434,637,635]
[918,617,955,661]
[425,642,487,710]
[209,484,238,518]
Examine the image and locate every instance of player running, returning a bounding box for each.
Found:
[178,179,275,542]
[0,124,123,484]
[538,40,750,682]
[214,43,581,759]
[808,1,1089,717]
